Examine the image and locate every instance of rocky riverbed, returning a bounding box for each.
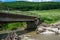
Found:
[36,22,60,34]
[1,22,60,40]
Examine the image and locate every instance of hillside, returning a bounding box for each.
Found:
[0,9,60,24]
[0,2,60,30]
[27,9,60,24]
[0,1,60,11]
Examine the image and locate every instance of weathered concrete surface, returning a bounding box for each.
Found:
[0,12,41,31]
[36,22,60,34]
[0,12,37,22]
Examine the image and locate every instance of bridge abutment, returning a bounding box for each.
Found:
[25,21,37,31]
[0,12,41,31]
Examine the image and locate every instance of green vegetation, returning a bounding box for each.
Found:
[0,1,60,30]
[0,9,60,24]
[26,9,60,24]
[0,2,60,11]
[0,22,26,30]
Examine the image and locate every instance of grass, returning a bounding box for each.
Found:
[27,9,60,24]
[0,9,60,24]
[0,22,26,30]
[0,9,60,30]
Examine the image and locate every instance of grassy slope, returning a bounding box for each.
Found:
[0,9,60,30]
[1,9,60,24]
[0,2,60,30]
[26,9,60,24]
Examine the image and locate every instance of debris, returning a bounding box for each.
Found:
[36,22,60,34]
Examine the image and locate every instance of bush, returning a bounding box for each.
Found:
[0,22,26,30]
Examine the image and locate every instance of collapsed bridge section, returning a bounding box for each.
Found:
[0,12,41,30]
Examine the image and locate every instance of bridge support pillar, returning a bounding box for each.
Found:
[25,21,37,31]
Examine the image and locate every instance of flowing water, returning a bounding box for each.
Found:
[19,31,60,40]
[0,30,60,40]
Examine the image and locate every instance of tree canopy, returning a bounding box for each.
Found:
[0,1,60,11]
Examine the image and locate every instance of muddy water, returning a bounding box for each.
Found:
[0,31,60,40]
[22,31,60,40]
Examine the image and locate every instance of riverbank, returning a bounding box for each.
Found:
[0,27,25,34]
[0,21,60,34]
[36,21,60,34]
[1,21,60,40]
[27,9,60,24]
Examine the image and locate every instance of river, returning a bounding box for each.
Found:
[0,30,60,40]
[21,31,60,40]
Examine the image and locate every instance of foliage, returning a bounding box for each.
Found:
[26,9,60,24]
[0,1,60,11]
[0,1,60,30]
[0,22,26,30]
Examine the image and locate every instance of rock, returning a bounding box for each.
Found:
[46,27,58,32]
[36,26,46,34]
[57,26,60,30]
[40,30,55,34]
[57,30,60,34]
[46,27,52,30]
[51,28,58,32]
[36,21,60,35]
[37,25,60,34]
[5,32,21,40]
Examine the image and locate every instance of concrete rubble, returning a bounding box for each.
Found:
[36,23,60,34]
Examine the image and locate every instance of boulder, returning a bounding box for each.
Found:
[36,26,46,34]
[40,30,55,34]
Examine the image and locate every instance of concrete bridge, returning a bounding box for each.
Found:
[0,12,41,30]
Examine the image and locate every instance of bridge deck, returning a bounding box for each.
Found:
[0,12,41,31]
[0,12,38,22]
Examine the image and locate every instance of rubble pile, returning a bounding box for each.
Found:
[36,23,60,34]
